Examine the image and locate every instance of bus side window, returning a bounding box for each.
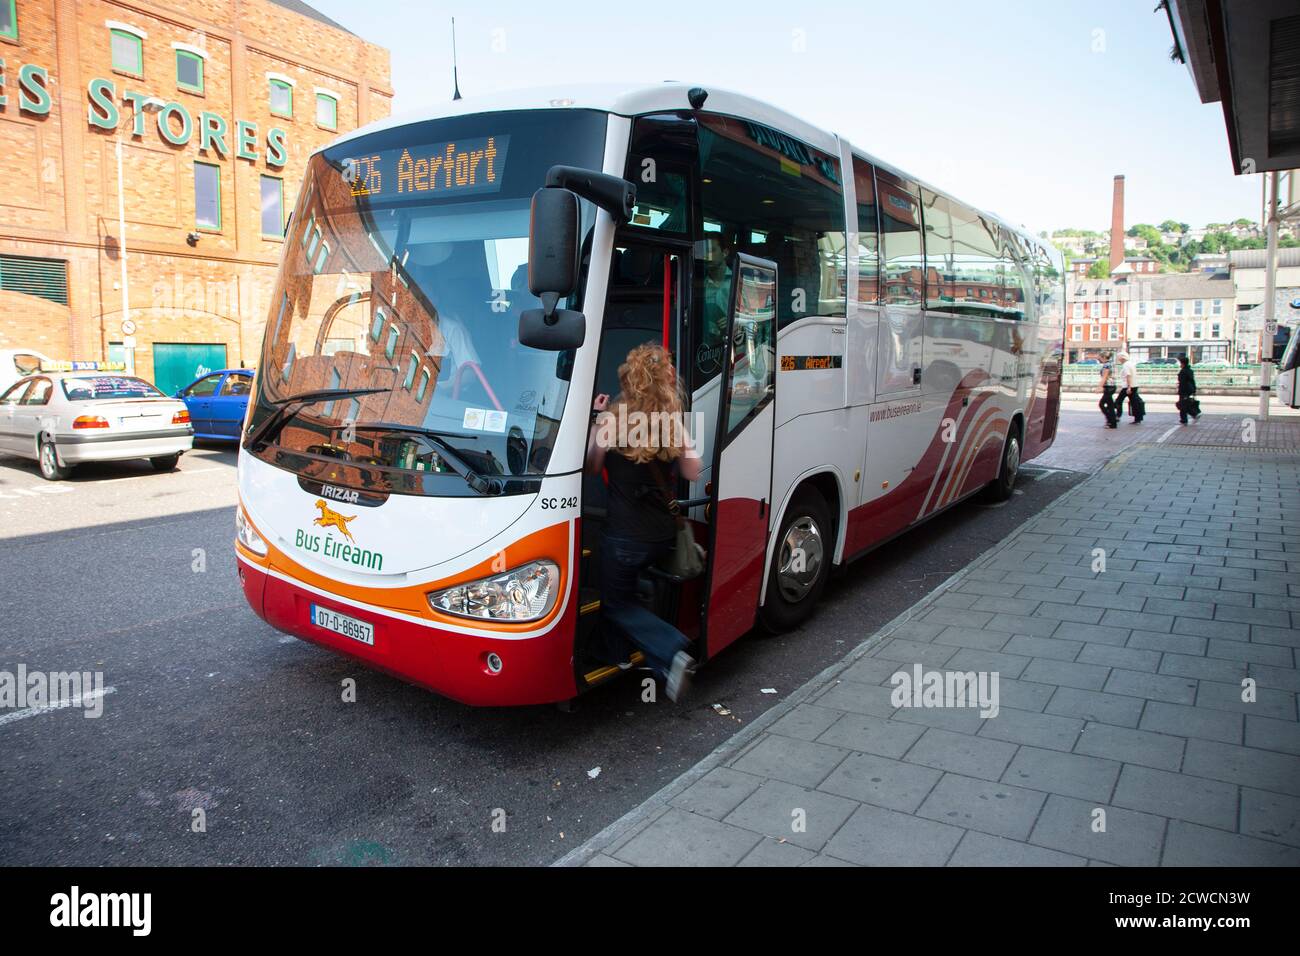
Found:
[876,169,923,393]
[693,114,845,394]
[852,157,880,309]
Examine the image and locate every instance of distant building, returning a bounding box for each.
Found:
[1123,256,1160,275]
[1191,253,1229,272]
[1068,257,1097,277]
[1234,287,1300,364]
[1126,272,1235,363]
[1229,247,1300,314]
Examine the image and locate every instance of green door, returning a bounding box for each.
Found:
[152,343,228,396]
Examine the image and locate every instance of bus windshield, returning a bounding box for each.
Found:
[245,109,607,496]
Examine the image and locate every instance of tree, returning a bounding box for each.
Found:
[1086,259,1110,279]
[1158,219,1184,234]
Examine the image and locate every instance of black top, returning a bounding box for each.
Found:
[1178,365,1197,396]
[605,450,676,543]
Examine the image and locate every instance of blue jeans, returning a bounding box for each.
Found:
[599,535,690,681]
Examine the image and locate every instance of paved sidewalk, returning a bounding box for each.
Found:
[558,419,1300,867]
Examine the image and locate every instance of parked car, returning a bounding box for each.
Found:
[1072,359,1100,366]
[0,349,52,395]
[0,371,193,480]
[175,369,253,441]
[1141,357,1179,366]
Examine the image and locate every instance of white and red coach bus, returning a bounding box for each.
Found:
[234,83,1064,706]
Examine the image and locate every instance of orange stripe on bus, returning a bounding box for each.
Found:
[239,509,573,634]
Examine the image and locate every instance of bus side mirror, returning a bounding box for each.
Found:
[520,186,586,351]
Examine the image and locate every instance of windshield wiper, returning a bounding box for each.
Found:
[353,421,502,495]
[247,387,388,449]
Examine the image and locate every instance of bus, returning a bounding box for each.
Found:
[234,83,1064,707]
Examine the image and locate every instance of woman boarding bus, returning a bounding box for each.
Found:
[235,84,1064,706]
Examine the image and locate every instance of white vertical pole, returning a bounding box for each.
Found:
[1259,171,1278,421]
[115,137,135,376]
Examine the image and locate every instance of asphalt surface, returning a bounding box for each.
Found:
[0,422,1102,866]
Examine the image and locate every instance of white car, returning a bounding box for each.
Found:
[0,371,194,480]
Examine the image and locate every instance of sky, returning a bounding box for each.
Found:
[309,0,1260,237]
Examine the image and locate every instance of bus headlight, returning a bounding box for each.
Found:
[427,560,561,622]
[236,506,268,557]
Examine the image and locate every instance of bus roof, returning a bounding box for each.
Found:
[328,81,1052,259]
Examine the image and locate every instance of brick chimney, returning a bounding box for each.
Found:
[1109,175,1125,272]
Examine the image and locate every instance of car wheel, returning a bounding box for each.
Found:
[983,424,1021,503]
[758,487,832,634]
[150,453,181,472]
[38,438,71,481]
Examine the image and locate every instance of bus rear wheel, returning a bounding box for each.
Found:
[759,487,832,634]
[984,425,1021,503]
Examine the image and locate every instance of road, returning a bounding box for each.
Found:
[0,407,1204,865]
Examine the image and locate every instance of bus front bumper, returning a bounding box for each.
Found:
[237,558,579,707]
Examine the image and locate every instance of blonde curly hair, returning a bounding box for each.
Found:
[608,342,686,464]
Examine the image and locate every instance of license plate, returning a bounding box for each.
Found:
[310,604,374,646]
[119,415,163,430]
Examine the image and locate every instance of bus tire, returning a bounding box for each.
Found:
[759,487,832,634]
[38,437,71,481]
[984,423,1022,503]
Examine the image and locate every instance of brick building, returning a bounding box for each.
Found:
[0,0,391,393]
[1064,276,1129,363]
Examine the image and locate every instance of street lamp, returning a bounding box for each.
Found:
[115,96,166,376]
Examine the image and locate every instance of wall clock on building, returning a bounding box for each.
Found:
[121,319,137,336]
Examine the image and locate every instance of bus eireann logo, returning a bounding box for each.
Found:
[314,500,358,543]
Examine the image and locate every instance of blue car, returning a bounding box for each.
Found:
[175,369,254,441]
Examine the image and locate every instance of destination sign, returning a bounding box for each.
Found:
[342,135,511,201]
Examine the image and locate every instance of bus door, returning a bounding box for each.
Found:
[577,238,689,678]
[701,254,778,658]
[1278,329,1300,409]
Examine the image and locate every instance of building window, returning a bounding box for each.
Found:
[0,254,69,305]
[1173,324,1183,339]
[1194,323,1203,339]
[1155,326,1163,339]
[403,352,419,389]
[269,79,293,118]
[194,162,221,230]
[1212,299,1222,316]
[1138,301,1147,316]
[1071,325,1082,341]
[370,307,386,342]
[110,28,143,76]
[1136,325,1146,340]
[1072,303,1081,319]
[1211,323,1220,338]
[385,324,398,360]
[175,49,204,94]
[1194,299,1204,316]
[316,92,337,130]
[1155,300,1165,316]
[415,368,431,402]
[259,176,283,237]
[313,241,329,275]
[1,0,17,41]
[1174,300,1184,316]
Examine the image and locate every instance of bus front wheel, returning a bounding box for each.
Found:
[759,487,832,634]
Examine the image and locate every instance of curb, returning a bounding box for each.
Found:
[552,468,1108,867]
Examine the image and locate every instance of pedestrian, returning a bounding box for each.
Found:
[1177,354,1200,425]
[585,342,702,702]
[1098,353,1119,428]
[1115,351,1144,423]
